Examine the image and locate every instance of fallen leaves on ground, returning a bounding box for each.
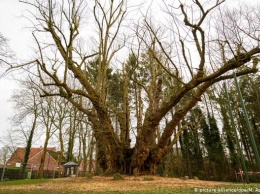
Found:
[0,176,229,193]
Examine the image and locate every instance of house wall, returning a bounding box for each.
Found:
[7,147,59,171]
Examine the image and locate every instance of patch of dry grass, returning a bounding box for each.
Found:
[0,176,229,193]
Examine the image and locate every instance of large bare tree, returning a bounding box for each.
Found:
[12,0,260,175]
[10,80,40,177]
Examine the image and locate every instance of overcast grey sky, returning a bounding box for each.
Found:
[0,0,32,142]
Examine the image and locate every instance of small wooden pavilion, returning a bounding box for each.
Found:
[63,161,79,177]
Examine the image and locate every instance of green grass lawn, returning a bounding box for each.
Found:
[0,179,50,185]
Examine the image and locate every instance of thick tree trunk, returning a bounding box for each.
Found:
[22,111,37,178]
[57,125,64,178]
[88,135,95,173]
[38,138,49,178]
[130,82,213,175]
[96,142,124,174]
[121,71,130,148]
[82,128,88,175]
[66,111,77,162]
[84,108,123,174]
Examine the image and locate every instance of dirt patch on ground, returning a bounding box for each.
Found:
[0,176,229,193]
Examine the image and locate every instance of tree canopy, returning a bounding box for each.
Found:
[3,0,260,176]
